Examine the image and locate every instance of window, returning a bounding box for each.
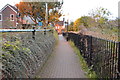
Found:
[0,14,2,21]
[10,14,14,21]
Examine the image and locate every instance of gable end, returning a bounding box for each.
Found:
[0,4,17,13]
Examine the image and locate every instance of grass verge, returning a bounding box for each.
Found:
[69,40,98,79]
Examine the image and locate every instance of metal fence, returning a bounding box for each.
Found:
[63,32,120,78]
[0,29,52,40]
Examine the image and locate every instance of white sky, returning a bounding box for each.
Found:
[62,0,119,21]
[0,0,119,21]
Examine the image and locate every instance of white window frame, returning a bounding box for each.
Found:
[0,14,2,21]
[10,14,14,21]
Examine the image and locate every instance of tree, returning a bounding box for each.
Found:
[73,18,81,31]
[68,22,74,31]
[16,2,45,24]
[89,7,111,20]
[16,1,63,26]
[79,16,96,28]
[73,16,96,31]
[88,7,111,28]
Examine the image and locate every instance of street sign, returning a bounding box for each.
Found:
[38,22,43,26]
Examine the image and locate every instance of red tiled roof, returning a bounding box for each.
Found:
[55,21,64,26]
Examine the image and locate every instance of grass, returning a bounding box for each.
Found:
[69,40,98,79]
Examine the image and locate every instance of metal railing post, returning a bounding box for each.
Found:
[118,42,120,78]
[44,27,46,35]
[89,36,92,67]
[32,26,36,40]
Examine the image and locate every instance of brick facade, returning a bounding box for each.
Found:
[0,4,17,29]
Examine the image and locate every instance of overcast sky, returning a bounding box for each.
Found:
[62,0,119,21]
[0,0,119,21]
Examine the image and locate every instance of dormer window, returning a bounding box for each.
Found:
[0,14,2,21]
[10,14,14,21]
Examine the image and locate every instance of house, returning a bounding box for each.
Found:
[0,4,18,29]
[0,4,36,29]
[22,15,36,24]
[21,15,36,29]
[54,21,65,34]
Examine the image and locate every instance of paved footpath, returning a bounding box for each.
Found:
[37,35,86,78]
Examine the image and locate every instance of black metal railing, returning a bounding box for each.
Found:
[63,32,120,78]
[0,29,51,40]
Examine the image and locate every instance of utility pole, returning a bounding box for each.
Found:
[45,2,48,27]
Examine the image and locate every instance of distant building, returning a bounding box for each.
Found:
[54,21,65,34]
[21,15,36,29]
[22,15,36,24]
[0,4,36,29]
[0,4,18,28]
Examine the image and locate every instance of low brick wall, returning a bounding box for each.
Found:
[1,31,56,78]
